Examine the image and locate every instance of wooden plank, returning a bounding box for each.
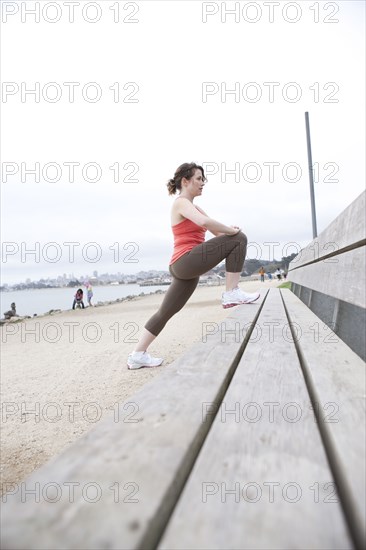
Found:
[281,288,366,549]
[288,246,366,308]
[289,190,365,269]
[158,289,352,550]
[0,294,266,550]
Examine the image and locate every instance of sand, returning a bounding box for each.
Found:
[0,279,279,493]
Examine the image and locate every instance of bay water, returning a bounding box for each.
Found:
[0,285,169,317]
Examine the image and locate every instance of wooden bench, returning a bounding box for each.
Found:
[1,293,265,550]
[289,189,365,361]
[2,194,365,550]
[1,288,365,550]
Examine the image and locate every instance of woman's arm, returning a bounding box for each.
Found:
[176,198,240,236]
[195,205,225,236]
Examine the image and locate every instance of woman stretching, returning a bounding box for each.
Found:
[127,162,260,370]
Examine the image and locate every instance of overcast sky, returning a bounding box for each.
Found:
[1,0,365,284]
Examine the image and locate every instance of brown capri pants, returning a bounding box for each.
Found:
[144,231,247,337]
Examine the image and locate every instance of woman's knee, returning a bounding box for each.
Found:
[236,231,248,244]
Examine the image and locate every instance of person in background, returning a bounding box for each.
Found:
[72,288,85,309]
[274,268,282,281]
[3,302,17,320]
[259,266,265,282]
[85,282,94,307]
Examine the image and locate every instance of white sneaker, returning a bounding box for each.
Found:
[127,351,164,370]
[222,287,260,309]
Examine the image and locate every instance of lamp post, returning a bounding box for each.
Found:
[305,112,318,238]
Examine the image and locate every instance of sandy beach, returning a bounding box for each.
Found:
[1,279,279,493]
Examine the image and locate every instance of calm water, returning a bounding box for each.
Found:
[0,285,169,317]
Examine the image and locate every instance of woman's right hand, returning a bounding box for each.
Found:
[229,226,241,235]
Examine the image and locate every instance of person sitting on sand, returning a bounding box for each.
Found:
[3,302,17,320]
[127,162,260,370]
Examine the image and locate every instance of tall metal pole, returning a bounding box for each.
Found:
[305,112,318,238]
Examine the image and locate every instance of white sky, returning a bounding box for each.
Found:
[1,0,365,284]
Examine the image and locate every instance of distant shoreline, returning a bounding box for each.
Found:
[0,282,163,293]
[0,287,167,325]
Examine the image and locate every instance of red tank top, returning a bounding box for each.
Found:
[169,217,207,265]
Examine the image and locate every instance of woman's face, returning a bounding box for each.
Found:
[186,169,205,196]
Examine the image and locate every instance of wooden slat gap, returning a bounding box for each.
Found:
[288,238,366,273]
[279,288,361,550]
[149,289,270,550]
